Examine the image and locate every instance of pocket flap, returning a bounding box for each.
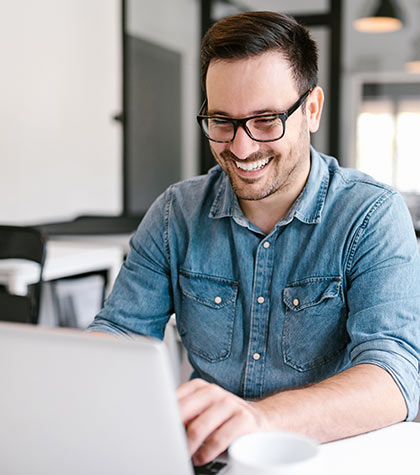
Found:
[179,271,238,309]
[283,277,341,311]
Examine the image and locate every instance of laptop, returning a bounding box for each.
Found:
[0,323,228,475]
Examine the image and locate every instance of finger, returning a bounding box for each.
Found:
[186,396,237,456]
[193,400,263,465]
[177,380,211,423]
[178,383,225,424]
[193,412,255,466]
[176,378,208,400]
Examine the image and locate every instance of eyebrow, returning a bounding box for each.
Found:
[206,108,281,117]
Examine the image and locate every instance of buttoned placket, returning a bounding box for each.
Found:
[243,236,275,399]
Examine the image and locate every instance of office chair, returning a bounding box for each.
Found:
[0,225,46,324]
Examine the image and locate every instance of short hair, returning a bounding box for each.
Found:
[200,11,318,95]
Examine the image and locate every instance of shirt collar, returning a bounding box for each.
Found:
[209,146,329,225]
[208,167,238,219]
[293,146,329,224]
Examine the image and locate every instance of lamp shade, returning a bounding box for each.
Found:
[406,38,420,74]
[353,0,404,33]
[406,61,420,74]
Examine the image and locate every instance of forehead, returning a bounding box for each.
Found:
[206,52,298,115]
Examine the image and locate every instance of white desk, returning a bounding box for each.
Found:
[321,422,420,474]
[0,239,124,296]
[50,233,133,255]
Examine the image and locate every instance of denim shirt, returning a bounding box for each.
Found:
[89,147,420,420]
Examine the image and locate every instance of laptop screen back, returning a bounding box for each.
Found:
[0,323,193,475]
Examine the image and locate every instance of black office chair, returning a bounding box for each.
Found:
[0,225,46,324]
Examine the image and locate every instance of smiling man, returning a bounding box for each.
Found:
[89,11,420,467]
[200,50,318,234]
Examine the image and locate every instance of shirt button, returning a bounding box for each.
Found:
[214,296,222,304]
[252,352,261,361]
[257,296,265,304]
[263,241,270,249]
[293,298,300,307]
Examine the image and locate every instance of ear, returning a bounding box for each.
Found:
[305,86,324,133]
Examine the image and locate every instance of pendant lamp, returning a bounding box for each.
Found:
[353,0,404,33]
[406,45,420,74]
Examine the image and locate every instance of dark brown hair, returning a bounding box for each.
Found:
[201,11,318,95]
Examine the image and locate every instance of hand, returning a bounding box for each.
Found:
[176,378,268,465]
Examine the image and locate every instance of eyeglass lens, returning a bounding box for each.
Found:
[202,115,284,142]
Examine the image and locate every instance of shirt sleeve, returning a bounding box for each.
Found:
[87,188,174,340]
[345,190,420,420]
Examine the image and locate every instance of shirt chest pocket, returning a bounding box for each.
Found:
[178,271,238,362]
[282,277,348,372]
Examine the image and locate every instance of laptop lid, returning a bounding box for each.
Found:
[0,322,194,475]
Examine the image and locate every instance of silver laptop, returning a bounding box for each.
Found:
[0,322,228,475]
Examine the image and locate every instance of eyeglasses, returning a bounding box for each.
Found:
[196,89,312,143]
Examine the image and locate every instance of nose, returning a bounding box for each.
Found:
[228,125,260,160]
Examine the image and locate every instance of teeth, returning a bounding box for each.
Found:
[235,157,270,171]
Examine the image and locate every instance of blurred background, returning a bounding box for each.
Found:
[1,0,420,226]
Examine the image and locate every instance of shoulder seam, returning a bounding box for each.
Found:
[345,189,396,275]
[163,185,174,268]
[334,167,394,192]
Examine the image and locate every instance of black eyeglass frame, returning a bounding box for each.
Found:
[196,89,313,143]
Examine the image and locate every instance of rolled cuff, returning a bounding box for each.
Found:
[350,339,420,420]
[86,317,136,339]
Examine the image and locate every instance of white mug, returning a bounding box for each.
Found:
[228,431,322,475]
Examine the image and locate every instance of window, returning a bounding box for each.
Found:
[356,81,420,193]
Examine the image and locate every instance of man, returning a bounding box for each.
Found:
[89,11,420,466]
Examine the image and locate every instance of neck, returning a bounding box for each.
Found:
[239,162,310,235]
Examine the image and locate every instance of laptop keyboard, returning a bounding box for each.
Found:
[193,460,228,474]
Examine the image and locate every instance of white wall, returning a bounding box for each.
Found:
[0,0,122,225]
[127,0,200,179]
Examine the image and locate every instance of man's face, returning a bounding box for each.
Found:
[205,52,320,202]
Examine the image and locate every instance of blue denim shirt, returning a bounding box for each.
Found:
[89,148,420,420]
